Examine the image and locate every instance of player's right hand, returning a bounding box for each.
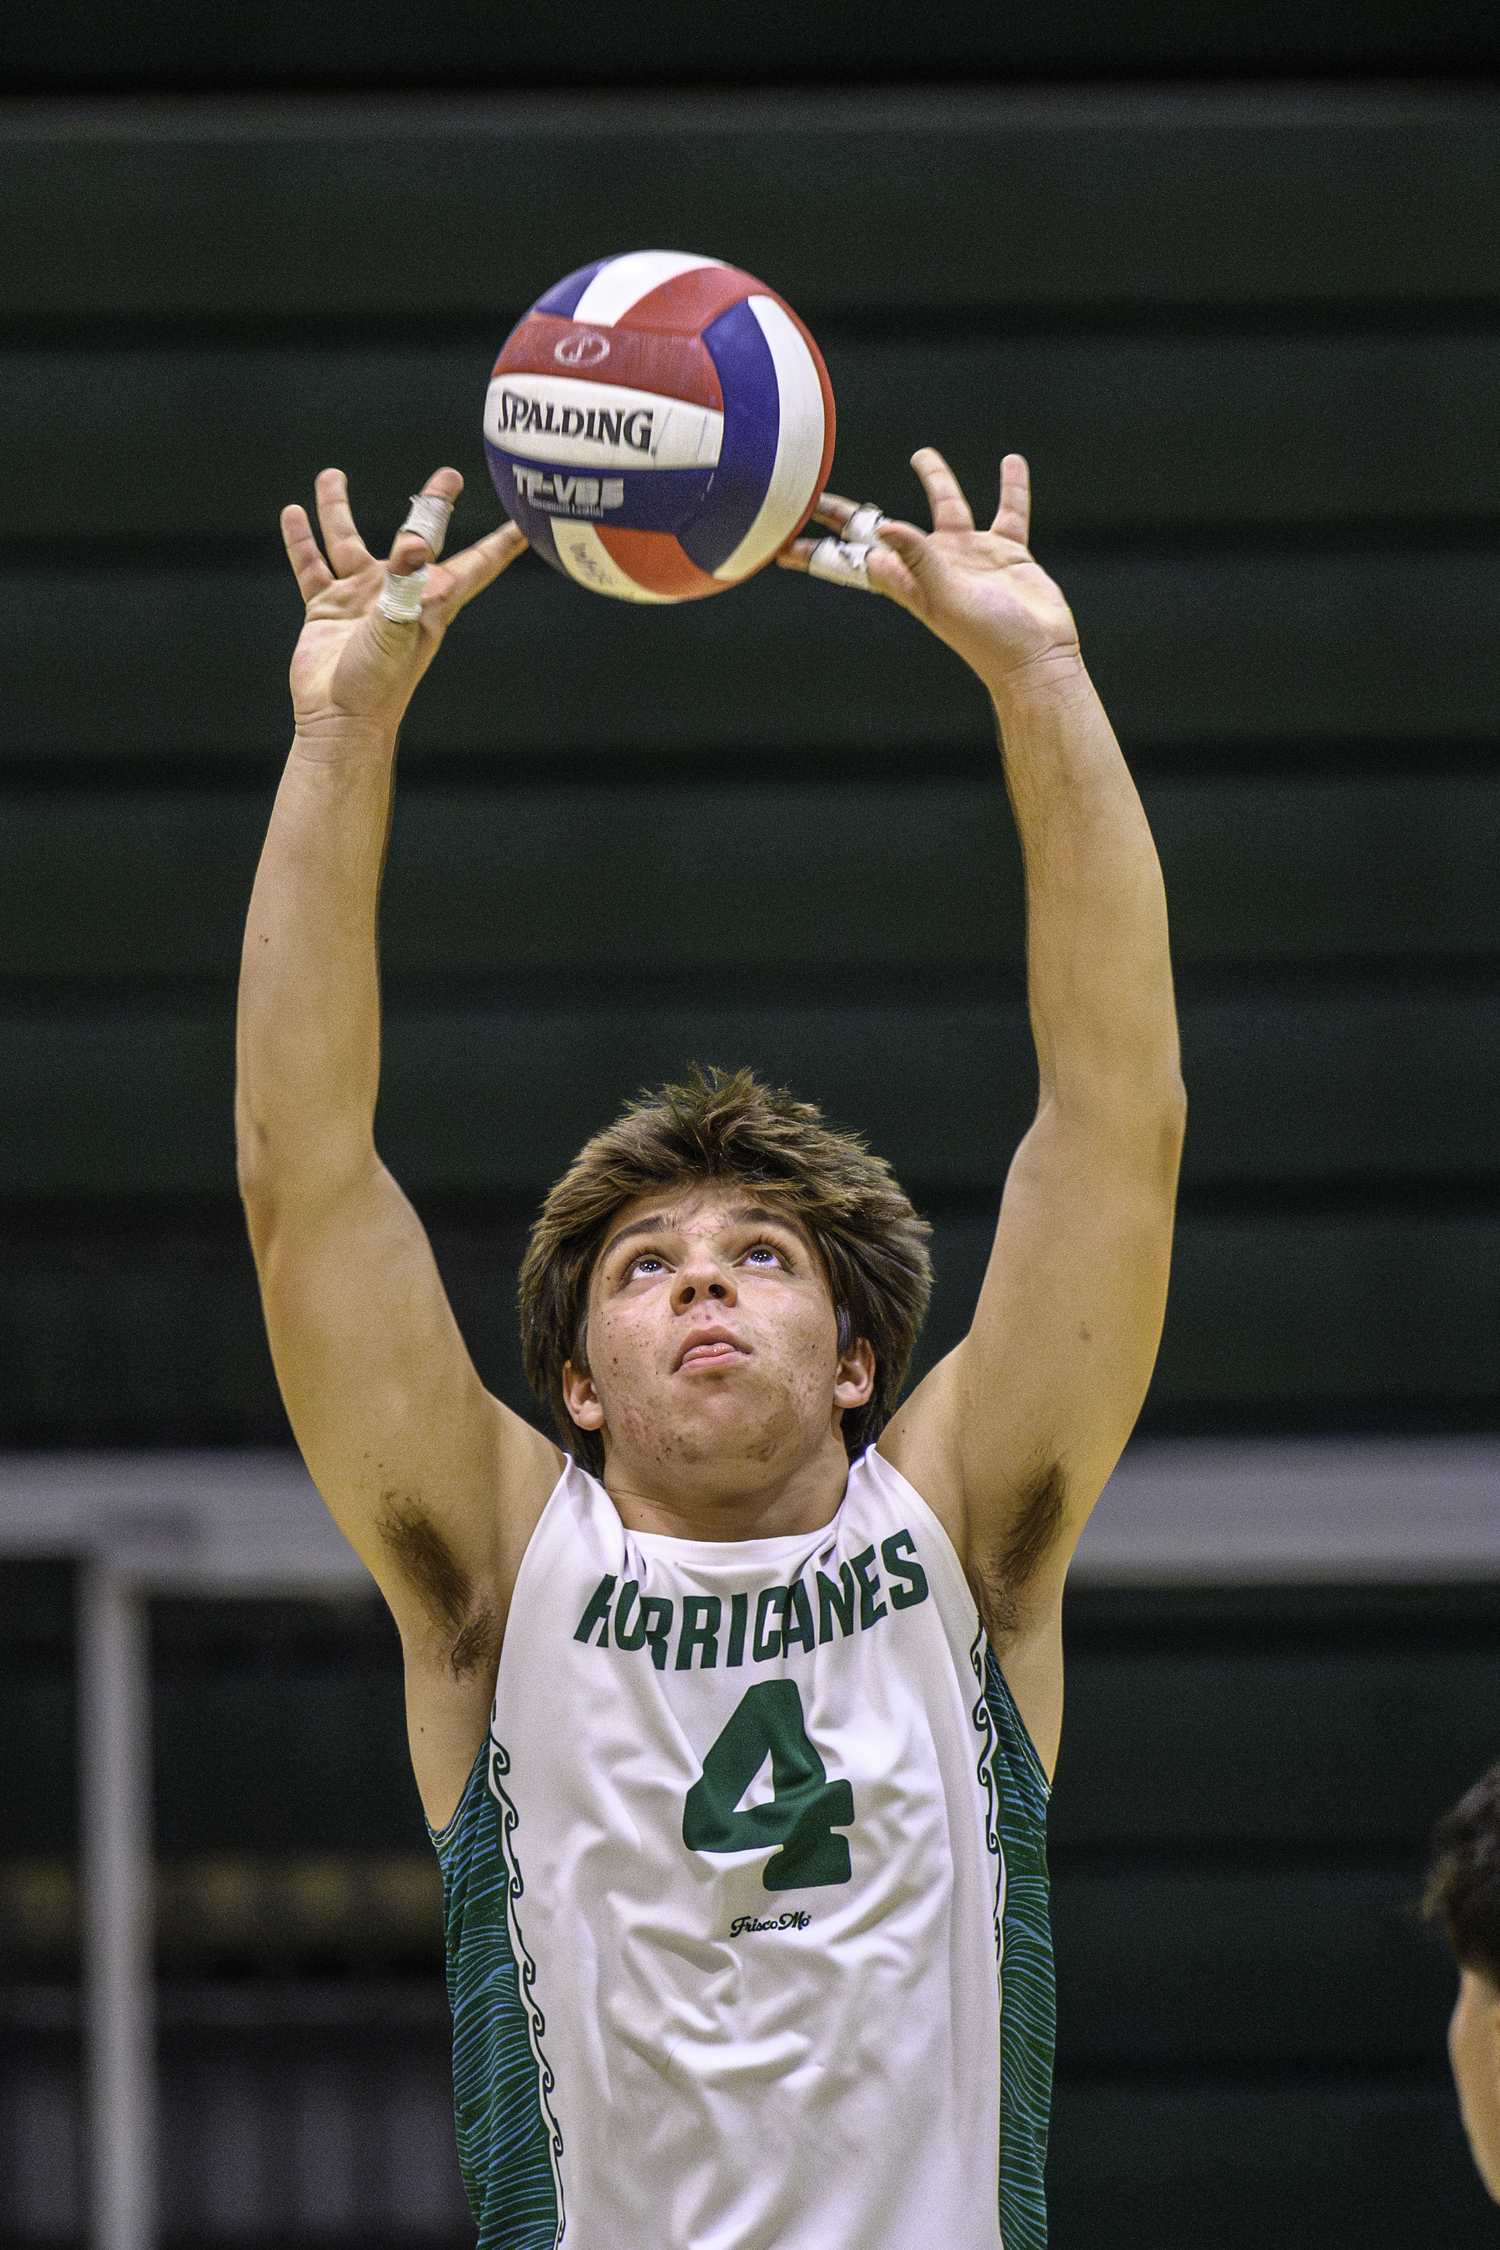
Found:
[280,467,528,743]
[781,451,1082,709]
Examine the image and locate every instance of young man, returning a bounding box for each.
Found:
[236,448,1184,2250]
[1425,1763,1500,2201]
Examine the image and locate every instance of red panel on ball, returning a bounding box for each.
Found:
[595,528,726,600]
[616,265,764,337]
[492,313,723,411]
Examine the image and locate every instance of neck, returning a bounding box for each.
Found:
[600,1426,853,1542]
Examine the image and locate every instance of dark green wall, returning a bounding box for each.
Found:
[4,3,1500,89]
[6,1568,1497,2244]
[3,16,1499,2249]
[3,85,1500,1441]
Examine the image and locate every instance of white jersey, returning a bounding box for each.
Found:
[433,1447,1053,2250]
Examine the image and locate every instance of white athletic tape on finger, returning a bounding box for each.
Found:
[842,505,889,544]
[808,538,875,592]
[401,492,454,555]
[377,564,428,623]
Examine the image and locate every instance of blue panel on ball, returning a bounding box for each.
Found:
[680,299,781,574]
[486,448,714,537]
[533,260,610,318]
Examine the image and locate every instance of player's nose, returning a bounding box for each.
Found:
[671,1250,737,1310]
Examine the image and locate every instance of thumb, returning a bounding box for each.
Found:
[864,520,926,604]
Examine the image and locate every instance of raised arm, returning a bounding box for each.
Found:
[236,467,560,1822]
[785,453,1185,1767]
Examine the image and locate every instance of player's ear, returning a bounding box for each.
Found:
[833,1336,876,1412]
[561,1359,606,1432]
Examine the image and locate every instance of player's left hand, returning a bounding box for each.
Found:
[281,466,528,744]
[779,450,1082,702]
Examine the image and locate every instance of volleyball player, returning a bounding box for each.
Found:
[236,448,1185,2249]
[1425,1763,1500,2200]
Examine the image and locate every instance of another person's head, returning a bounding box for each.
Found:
[1424,1761,1500,2201]
[519,1066,932,1487]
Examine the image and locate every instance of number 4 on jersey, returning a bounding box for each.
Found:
[682,1679,854,1891]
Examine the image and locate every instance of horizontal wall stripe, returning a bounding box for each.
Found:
[1051,1864,1453,2062]
[0,1204,1497,1444]
[6,546,1500,765]
[1046,2078,1491,2248]
[2,995,1498,1197]
[9,5,1500,93]
[1049,1632,1500,1850]
[9,328,1500,542]
[1,776,1496,983]
[4,93,1500,320]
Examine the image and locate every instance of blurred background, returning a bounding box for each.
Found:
[2,4,1500,2246]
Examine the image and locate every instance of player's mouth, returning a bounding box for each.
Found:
[675,1327,749,1371]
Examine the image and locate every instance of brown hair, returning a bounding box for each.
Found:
[519,1065,933,1477]
[1423,1761,1500,1988]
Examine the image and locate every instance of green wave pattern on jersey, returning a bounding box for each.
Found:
[431,1662,1052,2250]
[987,1647,1056,2250]
[430,1742,562,2250]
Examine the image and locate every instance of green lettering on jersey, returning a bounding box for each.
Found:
[615,1582,675,1670]
[573,1573,617,1646]
[682,1679,853,1890]
[815,1563,857,1643]
[726,1591,748,1667]
[675,1594,721,1670]
[781,1577,816,1655]
[849,1544,887,1629]
[752,1585,787,1661]
[882,1530,930,1610]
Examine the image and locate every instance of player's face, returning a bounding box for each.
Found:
[1449,1965,1500,2200]
[562,1183,874,1500]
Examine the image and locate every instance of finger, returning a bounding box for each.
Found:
[280,504,335,601]
[910,447,975,533]
[775,525,913,603]
[425,519,530,611]
[801,492,861,535]
[313,468,376,578]
[389,465,465,574]
[778,494,892,568]
[991,453,1032,547]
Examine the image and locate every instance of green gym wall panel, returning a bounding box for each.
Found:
[9,328,1500,544]
[1050,1865,1454,2063]
[0,1214,283,1443]
[5,994,1500,1198]
[1155,1210,1500,1414]
[925,1210,1500,1421]
[4,775,1499,985]
[2,94,1499,323]
[8,546,1500,766]
[1046,2079,1493,2250]
[0,1206,1497,1444]
[152,1669,424,1857]
[371,995,1500,1193]
[1049,1635,1500,1849]
[8,2,1500,91]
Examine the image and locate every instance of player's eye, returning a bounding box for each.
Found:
[743,1243,782,1266]
[626,1252,667,1278]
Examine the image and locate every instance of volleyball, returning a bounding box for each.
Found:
[483,250,836,603]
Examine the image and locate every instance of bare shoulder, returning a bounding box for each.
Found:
[346,1393,565,1669]
[377,1395,565,1830]
[877,1346,1070,1779]
[876,1342,1070,1619]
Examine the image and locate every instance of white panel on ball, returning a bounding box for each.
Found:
[712,297,832,582]
[551,520,675,603]
[572,251,727,327]
[484,376,725,470]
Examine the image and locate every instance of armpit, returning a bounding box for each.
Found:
[379,1492,498,1677]
[976,1459,1066,1643]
